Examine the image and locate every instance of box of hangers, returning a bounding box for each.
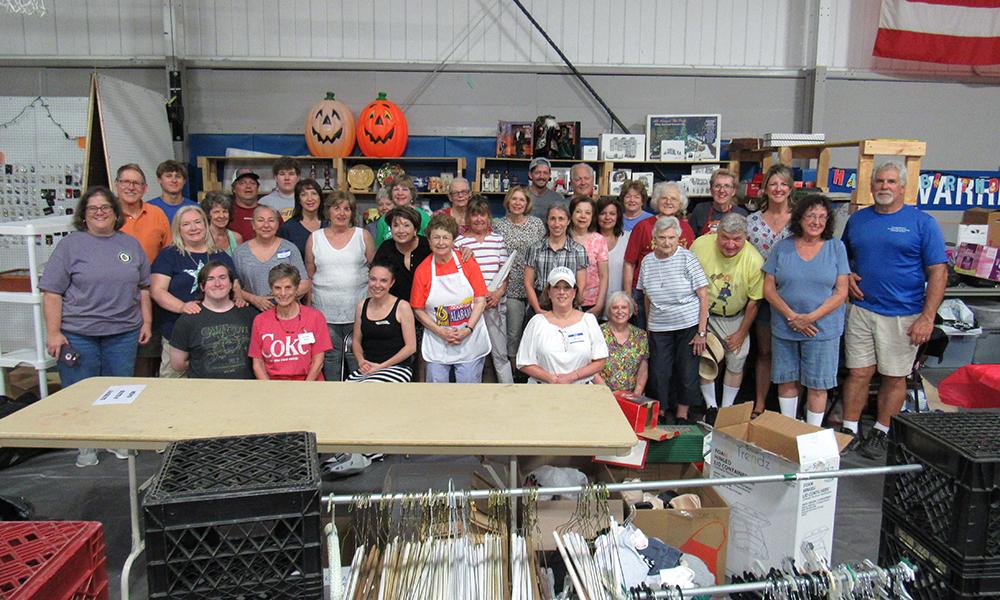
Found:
[707,403,852,578]
[609,462,730,584]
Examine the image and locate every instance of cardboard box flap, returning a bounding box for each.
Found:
[714,403,753,429]
[726,410,851,464]
[796,429,843,470]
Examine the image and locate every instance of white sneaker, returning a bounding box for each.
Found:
[107,448,129,460]
[76,448,99,468]
[321,453,372,478]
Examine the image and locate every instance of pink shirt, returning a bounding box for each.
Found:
[576,232,609,307]
[248,305,332,380]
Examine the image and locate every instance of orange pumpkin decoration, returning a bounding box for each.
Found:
[357,92,409,158]
[305,92,356,157]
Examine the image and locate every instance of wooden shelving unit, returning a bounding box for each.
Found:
[196,155,338,199]
[473,157,608,197]
[335,156,466,198]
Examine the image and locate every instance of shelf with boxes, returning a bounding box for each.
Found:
[603,159,725,199]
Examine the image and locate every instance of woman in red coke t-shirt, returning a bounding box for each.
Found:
[249,263,332,380]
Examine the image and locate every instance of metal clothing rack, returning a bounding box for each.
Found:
[636,559,917,599]
[321,464,922,506]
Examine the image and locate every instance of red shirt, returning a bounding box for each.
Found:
[248,305,332,380]
[410,253,489,310]
[229,202,283,242]
[623,216,695,287]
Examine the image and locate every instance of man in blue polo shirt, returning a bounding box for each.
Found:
[147,160,197,225]
[840,161,947,461]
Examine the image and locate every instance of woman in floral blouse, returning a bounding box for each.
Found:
[594,291,649,393]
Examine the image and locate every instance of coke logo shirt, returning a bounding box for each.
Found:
[248,304,333,380]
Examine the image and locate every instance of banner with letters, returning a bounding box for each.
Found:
[827,167,1000,212]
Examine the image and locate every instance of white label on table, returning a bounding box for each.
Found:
[93,384,146,405]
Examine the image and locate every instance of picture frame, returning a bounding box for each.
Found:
[496,121,534,158]
[645,114,721,161]
[600,133,646,161]
[632,172,654,195]
[609,168,632,195]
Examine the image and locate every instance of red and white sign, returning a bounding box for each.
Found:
[873,0,1000,65]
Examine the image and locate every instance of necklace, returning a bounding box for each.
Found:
[275,305,302,333]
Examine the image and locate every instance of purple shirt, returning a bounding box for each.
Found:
[40,231,150,336]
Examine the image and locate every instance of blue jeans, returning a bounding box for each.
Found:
[648,326,701,408]
[425,357,486,383]
[58,328,141,388]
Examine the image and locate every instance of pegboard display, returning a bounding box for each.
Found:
[0,96,86,354]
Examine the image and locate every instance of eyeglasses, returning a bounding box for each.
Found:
[712,183,735,190]
[450,189,471,196]
[85,205,114,214]
[803,213,828,222]
[116,179,144,188]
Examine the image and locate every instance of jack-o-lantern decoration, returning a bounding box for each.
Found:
[305,92,356,157]
[357,92,408,158]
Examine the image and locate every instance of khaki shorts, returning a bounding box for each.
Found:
[159,338,187,379]
[708,313,750,374]
[844,304,920,377]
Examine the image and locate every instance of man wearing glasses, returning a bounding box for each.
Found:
[689,168,748,237]
[114,163,172,378]
[115,163,171,262]
[436,177,473,235]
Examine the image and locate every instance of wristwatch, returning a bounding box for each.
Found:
[464,324,474,332]
[697,331,707,338]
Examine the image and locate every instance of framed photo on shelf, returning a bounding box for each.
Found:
[632,172,654,195]
[600,134,646,161]
[550,167,572,194]
[609,168,633,195]
[645,114,721,161]
[496,121,534,158]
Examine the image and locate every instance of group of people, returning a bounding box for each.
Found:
[39,155,944,466]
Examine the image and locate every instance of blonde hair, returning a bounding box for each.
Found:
[170,205,216,257]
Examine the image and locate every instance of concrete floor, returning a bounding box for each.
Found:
[0,429,891,600]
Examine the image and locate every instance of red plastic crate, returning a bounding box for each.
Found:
[0,521,108,600]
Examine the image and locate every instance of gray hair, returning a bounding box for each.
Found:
[375,186,390,202]
[652,215,681,237]
[252,204,281,221]
[718,212,748,235]
[606,290,637,316]
[571,163,595,179]
[652,181,689,213]
[449,176,471,192]
[874,161,907,185]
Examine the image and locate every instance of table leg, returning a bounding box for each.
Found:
[121,450,145,600]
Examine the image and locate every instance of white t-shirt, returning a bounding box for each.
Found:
[516,312,608,384]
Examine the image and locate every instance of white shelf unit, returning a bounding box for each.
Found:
[0,215,73,397]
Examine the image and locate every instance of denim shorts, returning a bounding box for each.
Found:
[771,335,840,390]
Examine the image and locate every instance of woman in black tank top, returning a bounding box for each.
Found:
[348,262,417,382]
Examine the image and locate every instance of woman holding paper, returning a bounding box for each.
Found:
[455,196,514,383]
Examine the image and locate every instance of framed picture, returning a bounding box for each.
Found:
[645,114,721,161]
[600,134,646,161]
[609,168,632,195]
[550,167,572,194]
[632,172,654,195]
[496,121,534,158]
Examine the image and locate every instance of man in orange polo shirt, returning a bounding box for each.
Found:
[114,163,172,261]
[114,163,172,379]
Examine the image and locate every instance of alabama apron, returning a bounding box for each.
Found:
[421,252,492,364]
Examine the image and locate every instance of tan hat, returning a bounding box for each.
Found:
[699,331,725,380]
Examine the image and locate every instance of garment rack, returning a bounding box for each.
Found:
[322,463,921,506]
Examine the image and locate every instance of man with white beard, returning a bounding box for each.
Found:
[839,161,947,461]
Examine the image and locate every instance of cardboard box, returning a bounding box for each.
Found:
[958,224,989,246]
[962,208,1000,248]
[954,243,1000,283]
[962,207,996,225]
[707,404,850,577]
[529,459,623,551]
[612,463,730,584]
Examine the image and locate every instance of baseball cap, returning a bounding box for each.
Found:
[528,157,551,172]
[232,168,260,185]
[546,266,576,287]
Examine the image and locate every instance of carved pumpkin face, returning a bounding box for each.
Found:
[357,92,408,158]
[305,92,356,158]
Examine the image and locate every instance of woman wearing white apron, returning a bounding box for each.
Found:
[410,214,492,383]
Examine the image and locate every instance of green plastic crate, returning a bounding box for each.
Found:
[647,425,706,463]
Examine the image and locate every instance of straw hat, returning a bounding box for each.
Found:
[699,331,725,380]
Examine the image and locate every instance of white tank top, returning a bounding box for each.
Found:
[310,228,368,324]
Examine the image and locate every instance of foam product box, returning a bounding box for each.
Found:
[707,403,850,577]
[958,224,988,246]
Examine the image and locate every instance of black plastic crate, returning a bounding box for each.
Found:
[143,432,322,600]
[890,413,1000,489]
[885,418,1000,559]
[880,518,1000,599]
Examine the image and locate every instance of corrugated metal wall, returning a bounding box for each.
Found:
[0,0,986,75]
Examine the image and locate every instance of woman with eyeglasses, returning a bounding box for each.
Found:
[40,187,152,467]
[516,266,608,384]
[689,168,748,237]
[763,194,849,426]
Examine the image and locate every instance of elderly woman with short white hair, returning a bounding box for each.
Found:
[594,291,648,393]
[638,216,709,423]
